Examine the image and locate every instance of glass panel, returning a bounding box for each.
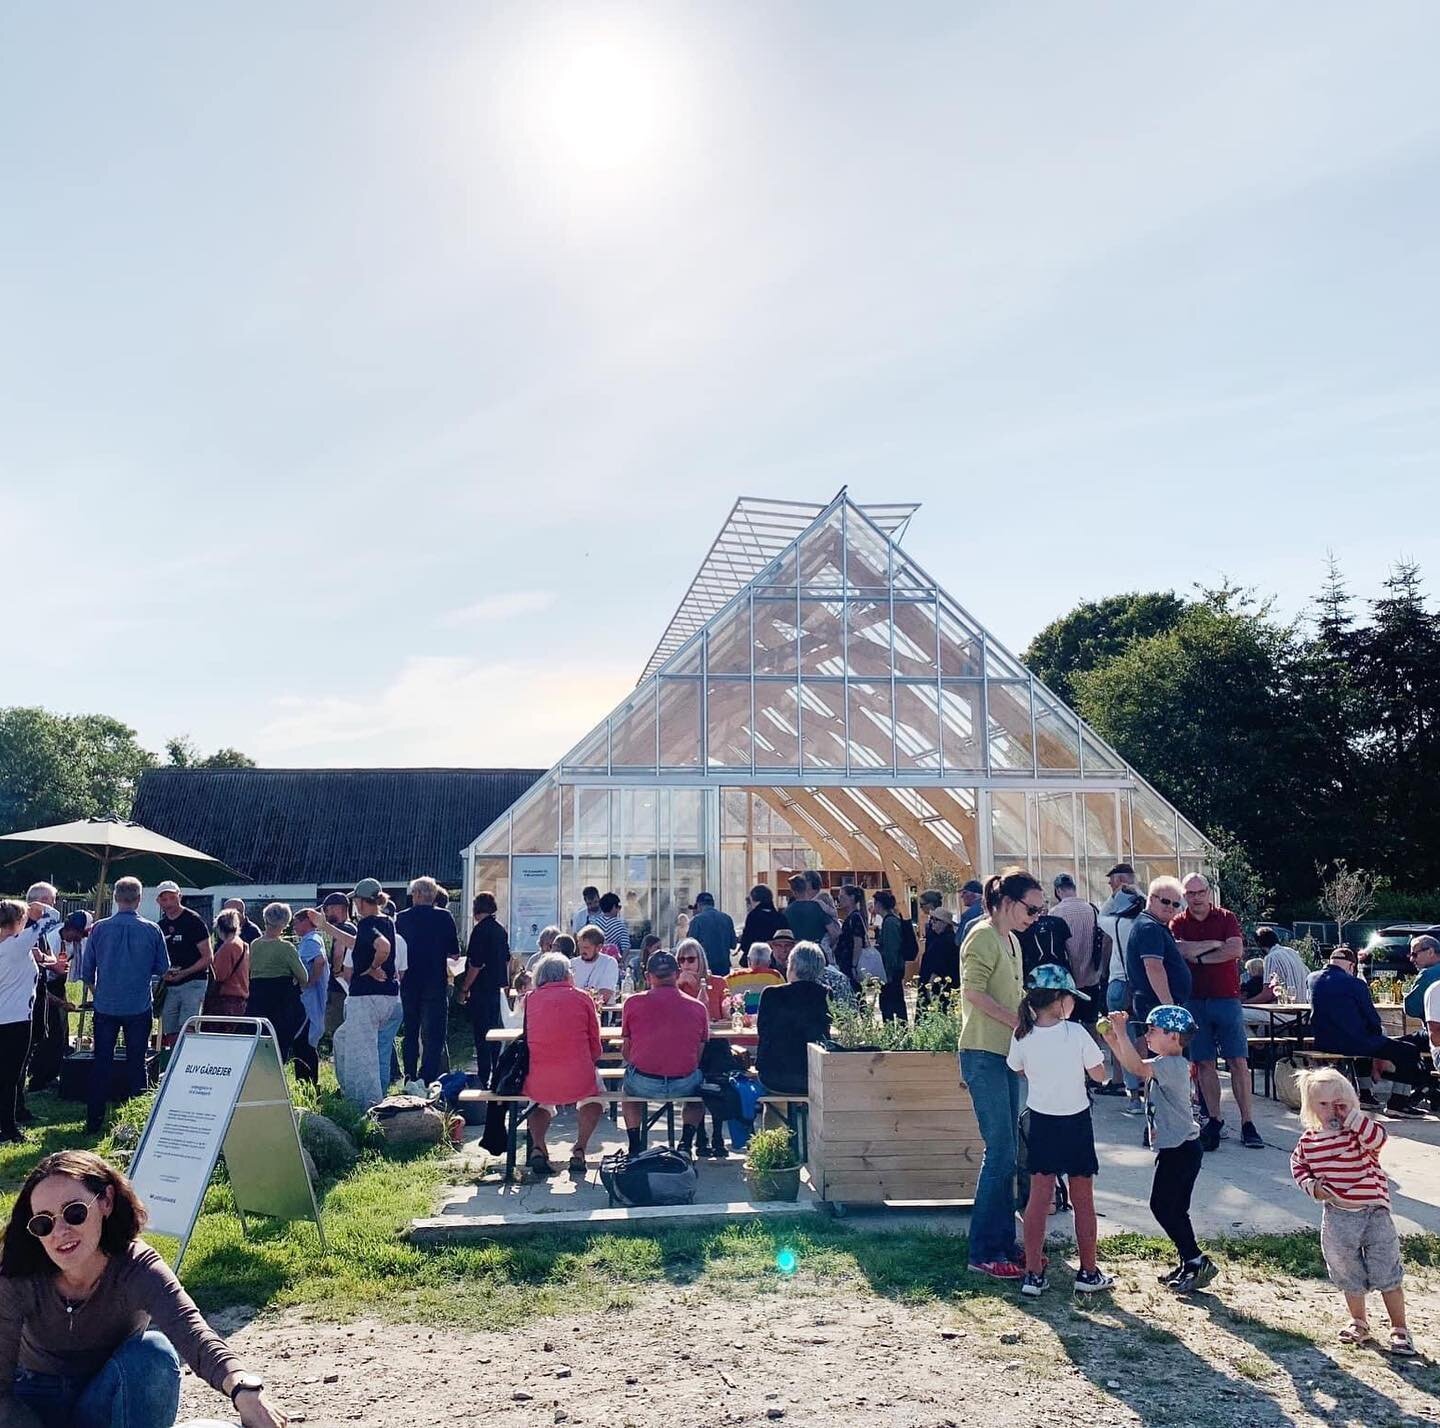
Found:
[609,686,658,770]
[987,680,1035,773]
[844,511,891,589]
[471,812,509,857]
[706,598,751,675]
[937,603,983,676]
[511,781,560,854]
[617,789,658,943]
[753,598,799,675]
[986,641,1028,679]
[1034,691,1081,771]
[576,789,609,856]
[940,680,983,772]
[845,599,892,678]
[753,680,800,770]
[753,546,795,590]
[798,506,845,587]
[799,600,845,676]
[848,682,894,770]
[1177,815,1209,856]
[562,722,608,773]
[891,552,932,593]
[894,682,941,771]
[892,597,938,676]
[473,857,510,930]
[1081,729,1126,776]
[1035,791,1075,856]
[800,680,847,769]
[991,790,1030,860]
[665,635,703,677]
[658,678,701,767]
[1130,785,1178,855]
[722,789,747,837]
[706,679,752,767]
[1080,793,1120,861]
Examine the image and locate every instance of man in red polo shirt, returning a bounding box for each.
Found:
[1171,874,1262,1151]
[620,950,710,1156]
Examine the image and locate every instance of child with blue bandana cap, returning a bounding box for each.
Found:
[1102,1004,1217,1294]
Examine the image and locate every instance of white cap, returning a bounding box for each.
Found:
[155,880,182,896]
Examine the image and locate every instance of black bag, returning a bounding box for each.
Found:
[479,1009,528,1154]
[898,916,919,966]
[599,1147,699,1208]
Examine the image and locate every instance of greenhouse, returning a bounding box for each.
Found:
[461,492,1213,950]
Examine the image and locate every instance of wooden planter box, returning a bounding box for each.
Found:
[805,1044,981,1206]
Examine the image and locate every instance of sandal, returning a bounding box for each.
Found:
[568,1151,588,1174]
[529,1152,557,1178]
[1388,1327,1419,1357]
[1339,1320,1372,1345]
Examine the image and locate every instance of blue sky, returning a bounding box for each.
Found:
[4,3,1439,768]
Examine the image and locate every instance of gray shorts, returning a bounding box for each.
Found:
[160,977,209,1035]
[1321,1204,1403,1294]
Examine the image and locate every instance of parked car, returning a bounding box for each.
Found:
[1364,923,1440,977]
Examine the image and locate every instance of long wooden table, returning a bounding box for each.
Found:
[486,1024,759,1044]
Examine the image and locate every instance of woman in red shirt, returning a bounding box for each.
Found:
[675,938,727,1021]
[522,953,604,1176]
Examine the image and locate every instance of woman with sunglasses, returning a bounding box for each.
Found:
[0,1149,289,1427]
[958,867,1044,1281]
[674,938,726,1021]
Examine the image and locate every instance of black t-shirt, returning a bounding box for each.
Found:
[785,899,831,946]
[394,905,461,989]
[1240,974,1265,1001]
[756,980,832,1095]
[349,915,397,997]
[159,908,211,984]
[466,918,510,998]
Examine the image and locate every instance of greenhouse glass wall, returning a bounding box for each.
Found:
[462,495,1213,950]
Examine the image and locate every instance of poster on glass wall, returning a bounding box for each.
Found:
[511,855,559,953]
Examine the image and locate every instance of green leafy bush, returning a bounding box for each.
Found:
[744,1126,798,1171]
[827,996,964,1052]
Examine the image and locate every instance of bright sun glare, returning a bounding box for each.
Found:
[495,16,691,194]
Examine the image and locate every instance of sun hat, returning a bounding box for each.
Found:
[1027,963,1089,1000]
[1145,1004,1197,1035]
[770,925,797,941]
[928,906,955,926]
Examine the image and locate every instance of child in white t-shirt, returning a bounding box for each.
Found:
[1006,965,1113,1297]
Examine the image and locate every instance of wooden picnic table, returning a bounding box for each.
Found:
[485,1023,761,1044]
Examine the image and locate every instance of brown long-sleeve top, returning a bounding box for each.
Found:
[0,1241,243,1426]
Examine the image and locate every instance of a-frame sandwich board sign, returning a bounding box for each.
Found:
[128,1016,325,1273]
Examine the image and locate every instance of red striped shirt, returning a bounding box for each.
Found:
[1290,1111,1390,1208]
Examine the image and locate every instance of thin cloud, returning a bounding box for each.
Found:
[439,591,556,628]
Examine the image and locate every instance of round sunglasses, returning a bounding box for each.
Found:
[28,1190,104,1240]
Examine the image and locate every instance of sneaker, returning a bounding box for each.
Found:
[1240,1121,1265,1149]
[1122,1096,1146,1117]
[1199,1118,1222,1153]
[1074,1267,1115,1294]
[1020,1271,1049,1297]
[1385,1098,1426,1119]
[1170,1256,1218,1295]
[971,1259,1026,1281]
[1156,1262,1186,1286]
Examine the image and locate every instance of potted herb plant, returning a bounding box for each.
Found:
[744,1125,802,1202]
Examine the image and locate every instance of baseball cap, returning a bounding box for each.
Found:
[321,892,351,910]
[1028,963,1089,1000]
[63,910,92,933]
[695,892,715,906]
[1145,1004,1197,1035]
[155,880,181,896]
[961,879,983,895]
[351,878,384,902]
[645,950,679,977]
[1105,863,1136,879]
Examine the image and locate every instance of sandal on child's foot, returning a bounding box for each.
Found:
[1338,1319,1372,1345]
[1388,1327,1419,1357]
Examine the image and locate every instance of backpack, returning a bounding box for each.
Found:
[1087,902,1108,987]
[898,916,919,966]
[599,1147,699,1208]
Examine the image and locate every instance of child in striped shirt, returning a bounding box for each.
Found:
[1291,1068,1417,1356]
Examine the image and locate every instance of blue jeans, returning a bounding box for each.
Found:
[88,1012,153,1127]
[1107,978,1141,1093]
[959,1049,1020,1266]
[14,1330,180,1428]
[401,980,450,1084]
[622,1067,703,1099]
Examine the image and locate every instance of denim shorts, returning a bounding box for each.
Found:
[622,1067,702,1099]
[1185,995,1250,1063]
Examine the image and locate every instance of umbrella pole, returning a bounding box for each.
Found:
[79,852,111,1052]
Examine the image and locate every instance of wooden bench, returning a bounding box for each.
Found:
[457,1083,810,1179]
[1243,1036,1298,1099]
[1288,1048,1362,1092]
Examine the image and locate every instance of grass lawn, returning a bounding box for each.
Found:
[5,1072,1440,1336]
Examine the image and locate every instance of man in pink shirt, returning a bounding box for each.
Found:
[619,950,710,1155]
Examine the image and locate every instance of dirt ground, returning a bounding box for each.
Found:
[186,1261,1440,1428]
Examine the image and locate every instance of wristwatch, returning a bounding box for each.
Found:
[230,1373,265,1402]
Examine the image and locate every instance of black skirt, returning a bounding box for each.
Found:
[1021,1107,1099,1178]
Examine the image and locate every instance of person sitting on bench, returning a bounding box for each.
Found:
[1312,946,1429,1116]
[619,951,709,1155]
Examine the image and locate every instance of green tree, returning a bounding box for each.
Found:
[0,708,155,831]
[1024,592,1187,705]
[164,736,255,769]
